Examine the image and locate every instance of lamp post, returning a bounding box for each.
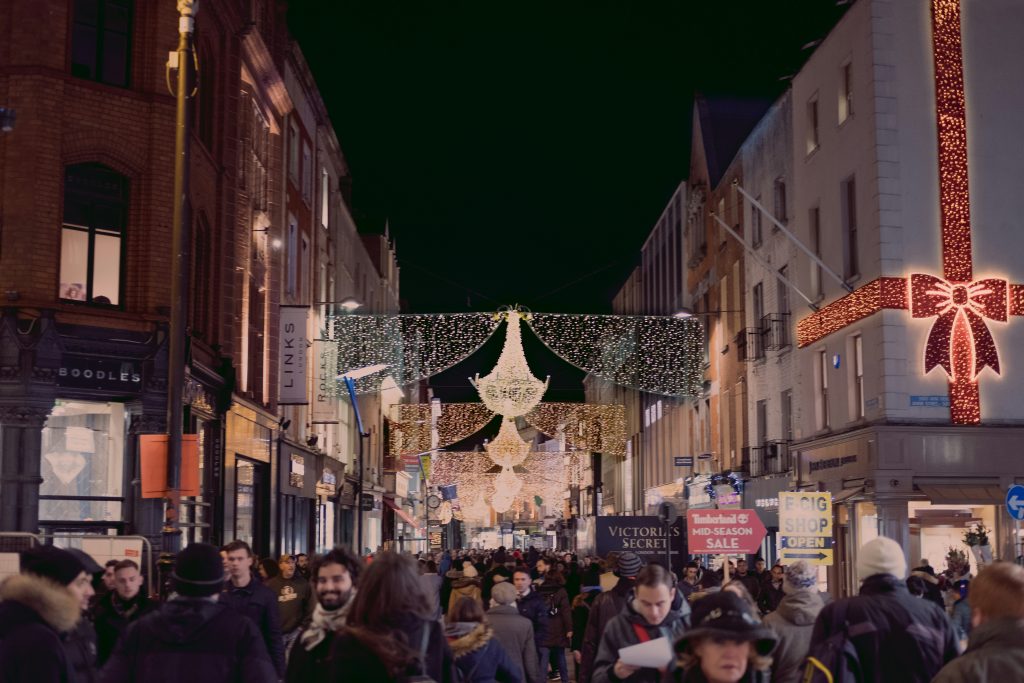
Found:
[339,362,388,556]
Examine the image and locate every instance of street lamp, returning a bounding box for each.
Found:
[339,363,389,556]
[337,297,363,312]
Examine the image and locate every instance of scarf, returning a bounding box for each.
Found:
[300,594,354,651]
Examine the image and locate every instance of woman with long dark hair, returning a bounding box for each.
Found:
[445,597,522,682]
[330,552,455,682]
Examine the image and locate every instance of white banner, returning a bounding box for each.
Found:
[312,339,338,423]
[279,306,309,404]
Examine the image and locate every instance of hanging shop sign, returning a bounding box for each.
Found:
[278,306,309,405]
[686,509,766,555]
[779,492,833,565]
[57,355,143,393]
[595,516,686,572]
[316,466,339,499]
[311,339,338,423]
[278,442,316,498]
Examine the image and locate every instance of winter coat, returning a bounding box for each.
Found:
[99,596,277,683]
[762,588,824,683]
[537,578,572,648]
[673,665,770,682]
[571,590,599,653]
[265,574,315,634]
[516,588,550,648]
[809,573,958,683]
[448,576,484,622]
[285,593,354,683]
[92,591,158,666]
[330,612,456,682]
[442,568,461,616]
[951,597,972,644]
[591,589,691,683]
[420,572,444,620]
[0,573,81,683]
[757,578,784,614]
[64,614,99,683]
[220,578,286,676]
[932,617,1024,683]
[580,576,635,683]
[446,621,524,683]
[488,605,541,683]
[735,572,762,601]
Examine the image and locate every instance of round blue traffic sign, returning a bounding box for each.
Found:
[1006,485,1024,521]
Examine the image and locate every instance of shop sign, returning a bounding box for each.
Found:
[311,339,338,423]
[674,456,694,467]
[910,395,950,408]
[687,509,766,555]
[779,492,833,565]
[595,516,686,572]
[278,306,308,405]
[289,454,304,489]
[809,455,858,474]
[57,355,143,393]
[360,493,375,511]
[715,484,741,510]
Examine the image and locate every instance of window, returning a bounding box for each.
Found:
[190,215,212,338]
[288,119,300,182]
[300,235,311,304]
[60,163,128,305]
[818,350,830,430]
[781,389,793,441]
[777,265,790,316]
[301,141,313,204]
[286,216,298,299]
[807,95,820,153]
[751,195,763,248]
[839,61,853,123]
[841,176,858,278]
[756,400,768,447]
[853,334,865,419]
[71,0,132,87]
[320,168,330,229]
[809,206,822,297]
[752,282,764,327]
[195,42,215,150]
[773,178,788,224]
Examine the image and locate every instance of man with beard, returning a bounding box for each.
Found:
[285,546,361,682]
[93,560,157,666]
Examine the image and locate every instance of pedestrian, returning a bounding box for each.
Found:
[678,562,702,602]
[950,579,971,649]
[266,553,315,656]
[483,562,512,606]
[219,540,286,677]
[94,559,120,608]
[672,591,777,683]
[64,548,102,683]
[933,562,1024,682]
[0,545,91,683]
[569,588,598,682]
[592,564,691,683]
[93,559,158,667]
[286,546,361,682]
[446,596,524,682]
[723,580,759,616]
[258,558,280,581]
[537,567,572,682]
[99,542,276,683]
[757,564,784,615]
[762,560,824,683]
[808,536,958,682]
[449,562,484,622]
[295,553,310,579]
[733,560,761,602]
[489,582,542,683]
[751,557,768,585]
[579,550,643,683]
[910,564,945,611]
[330,552,455,682]
[513,567,551,671]
[420,559,444,620]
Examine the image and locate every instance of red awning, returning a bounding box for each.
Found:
[384,497,419,527]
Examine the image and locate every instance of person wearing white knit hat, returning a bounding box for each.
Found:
[807,536,958,682]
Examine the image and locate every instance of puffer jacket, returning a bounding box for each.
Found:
[447,576,483,622]
[809,573,958,683]
[591,589,691,683]
[0,573,81,683]
[933,617,1024,682]
[762,588,823,683]
[537,577,571,648]
[446,621,523,683]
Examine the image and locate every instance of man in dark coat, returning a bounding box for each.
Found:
[579,551,643,683]
[513,568,549,671]
[64,548,103,683]
[220,540,286,677]
[810,536,958,683]
[93,559,158,666]
[488,582,541,683]
[100,542,276,683]
[266,554,315,654]
[0,545,90,683]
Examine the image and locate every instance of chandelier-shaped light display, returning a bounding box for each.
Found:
[491,466,523,513]
[471,310,549,417]
[484,417,532,468]
[438,500,454,525]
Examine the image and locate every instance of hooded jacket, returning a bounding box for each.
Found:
[932,617,1024,683]
[448,575,483,622]
[99,596,277,683]
[580,576,635,683]
[0,573,81,683]
[762,588,824,683]
[446,621,523,683]
[92,590,159,665]
[537,576,572,648]
[810,573,959,683]
[591,588,691,683]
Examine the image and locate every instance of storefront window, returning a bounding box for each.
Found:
[909,501,996,576]
[40,400,125,522]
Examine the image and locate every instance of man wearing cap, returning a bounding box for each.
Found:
[809,536,958,682]
[578,550,644,683]
[0,545,91,682]
[488,581,541,683]
[266,554,314,656]
[100,542,276,683]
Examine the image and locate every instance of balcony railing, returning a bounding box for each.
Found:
[736,328,764,361]
[760,313,791,351]
[749,441,793,476]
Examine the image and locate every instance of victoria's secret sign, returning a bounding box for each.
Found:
[57,355,143,392]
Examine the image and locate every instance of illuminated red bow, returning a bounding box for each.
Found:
[910,274,1006,378]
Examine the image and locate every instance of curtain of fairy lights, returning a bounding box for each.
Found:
[526,313,704,397]
[524,403,627,457]
[388,403,496,456]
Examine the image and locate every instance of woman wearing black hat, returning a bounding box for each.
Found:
[673,592,777,683]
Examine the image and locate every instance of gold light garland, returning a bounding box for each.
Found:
[388,403,496,456]
[524,403,627,457]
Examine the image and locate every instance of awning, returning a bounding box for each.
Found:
[383,497,419,527]
[918,483,1004,505]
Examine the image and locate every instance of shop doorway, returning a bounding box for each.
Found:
[909,502,996,576]
[235,457,269,557]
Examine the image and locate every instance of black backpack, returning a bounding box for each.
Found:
[802,600,875,683]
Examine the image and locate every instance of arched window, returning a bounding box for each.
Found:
[60,163,128,306]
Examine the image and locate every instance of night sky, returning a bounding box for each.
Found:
[288,0,849,407]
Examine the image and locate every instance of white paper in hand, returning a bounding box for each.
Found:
[618,636,673,668]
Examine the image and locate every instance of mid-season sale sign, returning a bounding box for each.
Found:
[686,508,766,555]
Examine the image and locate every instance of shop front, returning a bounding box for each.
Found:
[224,401,277,559]
[314,457,344,553]
[278,439,318,555]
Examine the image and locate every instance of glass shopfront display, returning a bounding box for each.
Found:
[235,457,268,554]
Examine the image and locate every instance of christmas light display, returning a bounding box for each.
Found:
[471,309,550,417]
[524,403,627,456]
[484,417,532,468]
[796,0,1024,424]
[388,403,496,456]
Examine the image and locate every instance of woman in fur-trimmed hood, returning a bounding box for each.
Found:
[446,596,524,683]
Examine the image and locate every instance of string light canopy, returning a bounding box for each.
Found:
[524,403,627,457]
[471,309,550,417]
[388,403,496,457]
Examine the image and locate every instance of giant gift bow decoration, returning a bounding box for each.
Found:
[796,0,1024,425]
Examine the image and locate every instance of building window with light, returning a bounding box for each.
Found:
[807,95,819,154]
[839,61,853,123]
[751,195,763,248]
[842,175,858,279]
[853,334,865,419]
[60,163,128,306]
[71,0,133,87]
[773,178,788,224]
[286,216,298,299]
[817,350,830,430]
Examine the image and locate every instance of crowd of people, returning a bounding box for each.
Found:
[1,535,1023,682]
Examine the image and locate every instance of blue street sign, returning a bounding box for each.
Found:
[1006,485,1024,521]
[675,456,694,467]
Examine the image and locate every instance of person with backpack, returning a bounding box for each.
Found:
[537,568,572,682]
[762,561,824,683]
[579,551,643,682]
[591,564,691,683]
[672,591,777,683]
[806,536,958,683]
[446,597,524,683]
